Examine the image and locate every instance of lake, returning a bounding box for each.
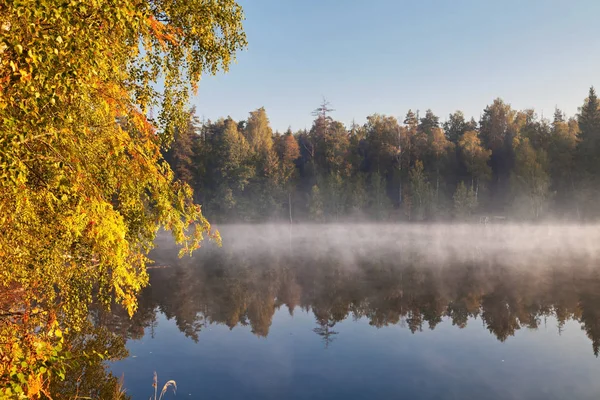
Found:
[104,224,600,400]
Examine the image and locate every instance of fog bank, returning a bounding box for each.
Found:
[153,223,600,268]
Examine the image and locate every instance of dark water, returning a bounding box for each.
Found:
[105,224,600,400]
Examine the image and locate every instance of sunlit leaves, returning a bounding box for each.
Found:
[1,0,245,395]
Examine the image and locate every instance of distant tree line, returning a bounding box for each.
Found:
[165,88,600,222]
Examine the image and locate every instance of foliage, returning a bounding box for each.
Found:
[1,0,246,395]
[245,107,273,154]
[443,110,477,143]
[322,173,346,220]
[428,126,454,207]
[48,323,131,399]
[574,87,600,216]
[458,130,491,198]
[510,137,550,219]
[408,161,431,221]
[548,110,578,197]
[175,87,600,222]
[453,181,477,219]
[369,172,391,220]
[1,0,245,309]
[276,130,300,187]
[577,87,600,169]
[308,185,324,221]
[1,317,68,399]
[364,114,400,176]
[163,108,199,184]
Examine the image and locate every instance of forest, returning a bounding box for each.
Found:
[166,90,600,222]
[3,0,600,397]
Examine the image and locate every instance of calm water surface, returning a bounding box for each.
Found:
[106,224,600,399]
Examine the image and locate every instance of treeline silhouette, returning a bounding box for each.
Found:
[96,242,600,356]
[165,87,600,221]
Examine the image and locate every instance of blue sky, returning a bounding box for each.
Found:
[191,0,600,132]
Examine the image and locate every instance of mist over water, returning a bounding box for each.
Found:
[109,223,600,400]
[155,223,600,267]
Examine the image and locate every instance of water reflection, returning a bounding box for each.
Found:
[47,323,130,400]
[98,225,600,356]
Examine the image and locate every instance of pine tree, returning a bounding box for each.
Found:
[419,109,440,135]
[444,111,469,143]
[577,87,600,174]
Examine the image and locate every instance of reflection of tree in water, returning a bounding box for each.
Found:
[101,244,600,356]
[481,290,521,342]
[313,316,338,348]
[446,265,482,328]
[577,268,600,356]
[48,323,131,400]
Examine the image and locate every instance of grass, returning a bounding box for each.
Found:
[151,372,177,400]
[113,374,127,400]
